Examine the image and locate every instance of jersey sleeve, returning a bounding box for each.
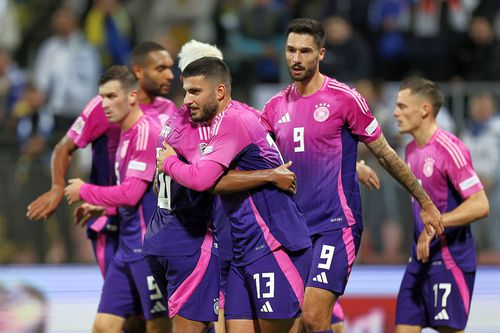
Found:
[200,113,250,167]
[125,121,158,182]
[343,91,382,144]
[259,103,274,133]
[446,140,484,199]
[66,95,110,148]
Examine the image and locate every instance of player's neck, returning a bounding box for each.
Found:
[120,106,143,131]
[138,89,155,105]
[413,122,438,147]
[209,98,231,124]
[294,72,324,97]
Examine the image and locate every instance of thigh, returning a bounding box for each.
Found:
[307,226,362,295]
[129,258,168,321]
[98,259,138,319]
[427,270,475,331]
[395,270,427,327]
[166,249,220,322]
[246,247,311,320]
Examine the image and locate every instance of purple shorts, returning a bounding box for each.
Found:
[88,216,119,278]
[146,247,220,322]
[330,300,345,324]
[396,268,475,330]
[218,258,231,310]
[307,226,362,295]
[98,258,168,320]
[225,247,312,320]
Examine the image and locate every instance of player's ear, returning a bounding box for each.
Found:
[128,89,138,104]
[319,47,326,61]
[132,65,143,80]
[216,83,226,101]
[422,102,431,118]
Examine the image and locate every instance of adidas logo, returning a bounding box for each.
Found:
[312,272,329,284]
[260,301,273,313]
[150,301,167,314]
[278,112,291,124]
[434,309,449,320]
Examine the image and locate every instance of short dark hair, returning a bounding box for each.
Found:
[182,57,232,90]
[286,18,325,49]
[98,65,138,91]
[399,77,444,116]
[130,41,166,67]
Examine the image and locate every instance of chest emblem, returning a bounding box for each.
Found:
[120,140,130,159]
[314,103,330,122]
[423,157,435,177]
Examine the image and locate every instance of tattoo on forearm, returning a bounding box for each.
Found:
[367,136,430,205]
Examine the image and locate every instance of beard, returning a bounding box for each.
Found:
[143,77,168,98]
[288,65,316,82]
[191,99,218,123]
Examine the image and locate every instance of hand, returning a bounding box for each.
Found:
[356,160,380,191]
[27,186,64,220]
[64,178,85,205]
[420,201,444,236]
[74,203,105,227]
[416,228,435,263]
[157,141,177,174]
[271,161,297,194]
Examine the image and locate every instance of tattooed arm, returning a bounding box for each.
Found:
[366,134,444,235]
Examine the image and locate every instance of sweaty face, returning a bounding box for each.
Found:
[394,89,425,134]
[99,81,133,124]
[183,75,219,123]
[140,50,174,97]
[285,33,324,82]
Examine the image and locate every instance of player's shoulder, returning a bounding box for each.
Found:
[325,77,362,100]
[81,95,103,118]
[262,84,293,110]
[433,128,469,167]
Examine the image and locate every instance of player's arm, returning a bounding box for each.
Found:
[27,135,77,220]
[212,161,296,194]
[417,190,489,262]
[64,177,149,207]
[158,143,226,192]
[365,134,444,235]
[356,160,380,191]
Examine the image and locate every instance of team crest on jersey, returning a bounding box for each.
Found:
[160,124,172,139]
[423,157,435,177]
[121,140,130,159]
[313,103,330,122]
[213,298,220,315]
[199,143,207,154]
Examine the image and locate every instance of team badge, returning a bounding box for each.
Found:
[213,298,220,315]
[121,140,129,159]
[423,157,435,177]
[199,143,207,154]
[313,103,330,122]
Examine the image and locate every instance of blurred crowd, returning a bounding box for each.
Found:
[0,0,499,265]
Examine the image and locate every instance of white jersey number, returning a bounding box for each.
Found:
[253,272,275,299]
[318,245,335,270]
[293,127,305,152]
[147,275,163,301]
[433,283,451,308]
[157,172,172,210]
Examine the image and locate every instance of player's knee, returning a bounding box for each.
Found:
[92,314,123,333]
[300,307,330,331]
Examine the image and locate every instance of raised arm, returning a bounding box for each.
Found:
[27,135,77,220]
[365,134,444,235]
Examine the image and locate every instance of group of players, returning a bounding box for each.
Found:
[26,17,489,333]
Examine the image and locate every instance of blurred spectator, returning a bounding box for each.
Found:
[225,0,290,86]
[32,1,100,133]
[0,283,47,332]
[320,15,372,83]
[355,79,406,264]
[0,48,27,130]
[454,15,500,81]
[368,0,411,80]
[83,0,133,68]
[461,92,500,263]
[0,0,20,53]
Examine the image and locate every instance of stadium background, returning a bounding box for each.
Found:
[0,0,499,331]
